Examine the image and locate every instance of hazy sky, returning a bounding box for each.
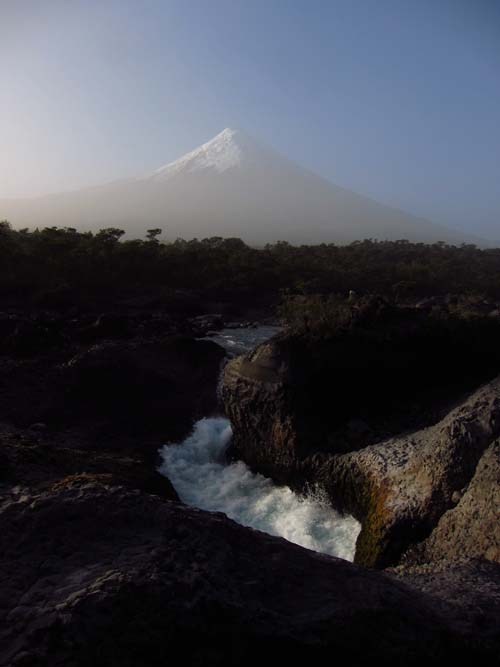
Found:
[1,0,499,239]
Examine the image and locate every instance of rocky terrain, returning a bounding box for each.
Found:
[221,302,500,657]
[0,304,227,456]
[1,479,499,666]
[222,317,500,561]
[403,439,500,565]
[1,296,499,664]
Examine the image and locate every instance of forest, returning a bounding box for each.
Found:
[1,221,499,309]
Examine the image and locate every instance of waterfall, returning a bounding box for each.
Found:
[158,326,361,561]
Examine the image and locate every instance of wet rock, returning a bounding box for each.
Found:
[222,340,296,480]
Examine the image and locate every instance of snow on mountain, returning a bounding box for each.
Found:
[0,128,479,245]
[146,128,246,180]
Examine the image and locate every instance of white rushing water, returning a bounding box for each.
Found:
[158,326,361,561]
[159,417,360,560]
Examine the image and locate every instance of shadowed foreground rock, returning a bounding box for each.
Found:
[0,333,226,480]
[59,335,227,449]
[1,479,498,666]
[388,558,500,647]
[0,422,178,500]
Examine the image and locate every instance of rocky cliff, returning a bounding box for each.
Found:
[222,325,500,568]
[402,439,500,564]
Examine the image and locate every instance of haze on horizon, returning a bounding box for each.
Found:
[1,0,499,241]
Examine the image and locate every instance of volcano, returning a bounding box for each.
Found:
[0,128,472,245]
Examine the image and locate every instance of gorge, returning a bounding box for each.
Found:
[159,327,360,561]
[1,283,499,665]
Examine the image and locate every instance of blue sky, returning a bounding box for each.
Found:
[1,0,499,238]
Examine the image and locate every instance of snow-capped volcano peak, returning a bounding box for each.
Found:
[0,127,474,246]
[147,128,250,181]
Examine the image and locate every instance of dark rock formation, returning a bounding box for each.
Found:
[1,298,498,664]
[222,328,500,568]
[222,340,297,479]
[0,332,225,457]
[76,312,134,343]
[1,478,498,666]
[61,335,226,452]
[0,423,178,500]
[387,558,500,649]
[0,308,225,501]
[223,306,500,474]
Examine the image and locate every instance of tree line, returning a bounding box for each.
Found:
[1,222,499,306]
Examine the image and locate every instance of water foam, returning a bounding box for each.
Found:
[159,417,360,561]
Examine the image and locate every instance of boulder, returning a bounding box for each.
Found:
[0,332,225,500]
[403,440,500,565]
[222,329,500,568]
[59,335,225,453]
[223,310,500,479]
[1,479,498,666]
[0,422,179,500]
[387,558,500,649]
[314,378,500,567]
[222,340,297,480]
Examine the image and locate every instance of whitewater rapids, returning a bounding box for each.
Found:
[159,416,360,561]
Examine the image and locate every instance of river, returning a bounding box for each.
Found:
[158,326,360,561]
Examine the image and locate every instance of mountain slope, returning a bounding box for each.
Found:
[0,128,474,245]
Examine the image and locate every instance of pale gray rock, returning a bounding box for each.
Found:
[223,337,500,568]
[403,440,500,564]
